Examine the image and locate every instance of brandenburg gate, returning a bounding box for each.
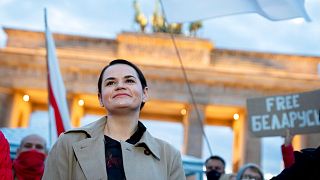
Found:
[0,28,319,171]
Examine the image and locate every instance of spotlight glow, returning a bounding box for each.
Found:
[22,95,29,102]
[78,99,85,106]
[233,113,239,120]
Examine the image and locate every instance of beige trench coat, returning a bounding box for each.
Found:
[42,117,186,180]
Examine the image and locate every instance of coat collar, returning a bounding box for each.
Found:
[66,116,107,138]
[135,131,161,160]
[65,116,161,160]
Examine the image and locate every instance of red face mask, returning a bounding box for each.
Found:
[13,150,46,180]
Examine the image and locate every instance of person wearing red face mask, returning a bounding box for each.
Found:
[13,134,47,180]
[0,131,13,180]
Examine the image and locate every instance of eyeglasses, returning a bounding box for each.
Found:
[241,175,262,180]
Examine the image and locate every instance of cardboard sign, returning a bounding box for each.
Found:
[247,89,320,137]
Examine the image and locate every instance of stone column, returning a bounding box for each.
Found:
[0,89,13,127]
[183,104,205,158]
[8,92,32,128]
[292,135,307,150]
[70,96,85,127]
[244,111,261,166]
[304,133,320,148]
[232,111,261,172]
[244,133,261,166]
[232,111,246,172]
[293,133,320,150]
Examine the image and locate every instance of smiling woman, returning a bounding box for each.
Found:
[97,60,148,113]
[42,59,186,180]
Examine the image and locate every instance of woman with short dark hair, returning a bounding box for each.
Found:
[43,59,186,180]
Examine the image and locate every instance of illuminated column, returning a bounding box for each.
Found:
[292,133,320,150]
[183,104,205,158]
[244,124,261,166]
[232,111,261,172]
[292,135,306,150]
[304,134,320,148]
[232,112,246,172]
[70,96,85,127]
[0,89,13,127]
[182,109,189,155]
[8,92,32,128]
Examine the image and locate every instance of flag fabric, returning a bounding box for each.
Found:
[161,0,311,23]
[44,10,71,146]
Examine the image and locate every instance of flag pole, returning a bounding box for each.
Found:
[44,8,48,29]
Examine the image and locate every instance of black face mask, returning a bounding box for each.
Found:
[206,169,222,180]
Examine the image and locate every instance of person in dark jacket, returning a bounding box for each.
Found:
[271,145,320,180]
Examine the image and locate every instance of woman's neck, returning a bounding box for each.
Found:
[104,113,139,141]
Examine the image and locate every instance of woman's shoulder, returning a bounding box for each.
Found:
[54,117,106,147]
[52,130,89,150]
[62,116,107,139]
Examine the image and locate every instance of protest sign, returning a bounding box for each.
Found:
[247,89,320,137]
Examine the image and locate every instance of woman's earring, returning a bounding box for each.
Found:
[99,100,104,107]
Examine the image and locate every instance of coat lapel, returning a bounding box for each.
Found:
[73,136,107,179]
[68,117,108,180]
[136,131,161,160]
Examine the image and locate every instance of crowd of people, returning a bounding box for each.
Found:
[3,130,319,180]
[204,129,320,180]
[1,59,319,180]
[204,154,262,180]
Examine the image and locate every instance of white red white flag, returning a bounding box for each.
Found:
[44,10,71,146]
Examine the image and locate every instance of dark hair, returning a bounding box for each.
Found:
[205,155,226,167]
[98,59,148,109]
